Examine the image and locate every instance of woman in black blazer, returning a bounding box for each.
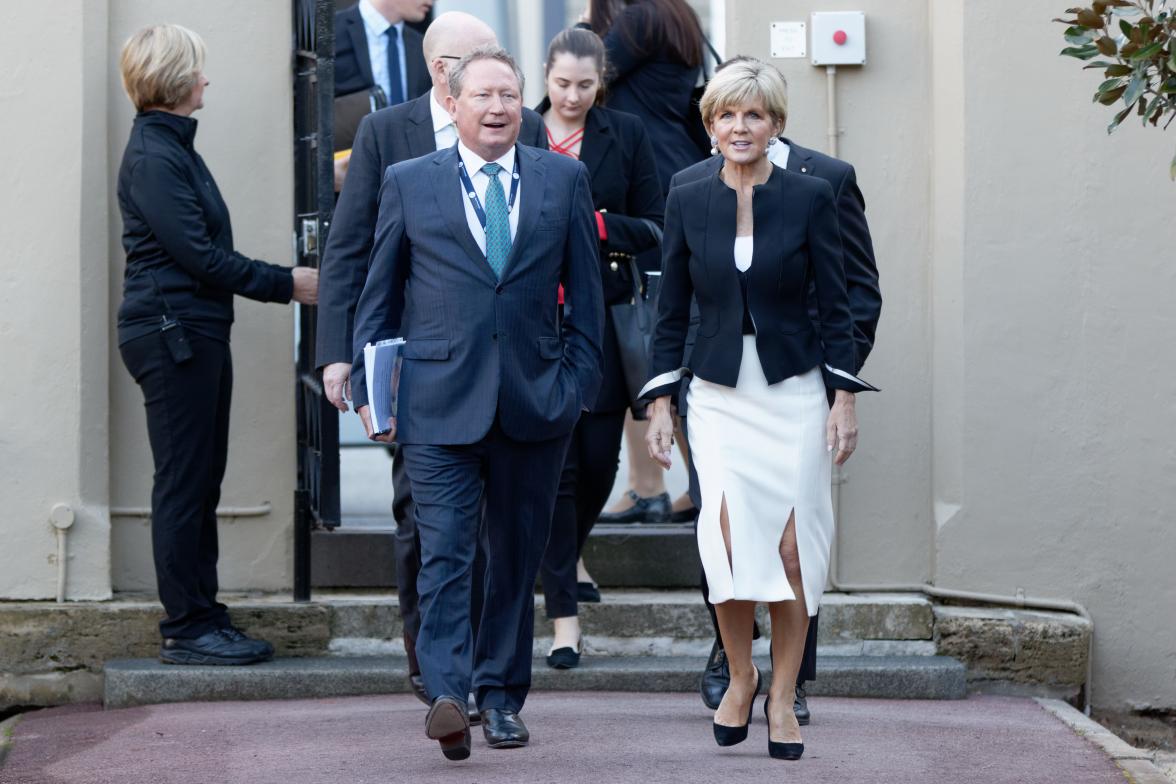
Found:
[116,25,317,666]
[641,59,876,760]
[535,28,665,668]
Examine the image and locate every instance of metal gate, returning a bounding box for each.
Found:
[293,0,339,601]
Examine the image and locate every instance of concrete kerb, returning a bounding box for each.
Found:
[1036,699,1171,784]
[0,713,22,771]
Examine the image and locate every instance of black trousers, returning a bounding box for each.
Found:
[683,413,819,684]
[120,332,233,639]
[403,421,571,712]
[391,445,485,673]
[539,408,628,619]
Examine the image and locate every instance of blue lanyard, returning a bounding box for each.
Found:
[457,156,520,231]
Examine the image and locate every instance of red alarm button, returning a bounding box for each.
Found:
[833,29,848,45]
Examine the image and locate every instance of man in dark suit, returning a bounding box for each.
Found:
[334,0,433,101]
[316,12,548,718]
[352,47,603,761]
[669,58,882,727]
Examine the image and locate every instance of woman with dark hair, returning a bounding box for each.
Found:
[586,0,707,529]
[586,0,707,192]
[535,27,665,669]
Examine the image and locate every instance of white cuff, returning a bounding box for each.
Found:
[824,364,879,392]
[639,368,687,399]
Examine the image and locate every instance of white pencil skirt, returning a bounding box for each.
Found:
[686,336,832,615]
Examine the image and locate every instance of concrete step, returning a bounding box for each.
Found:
[312,522,700,589]
[103,654,967,709]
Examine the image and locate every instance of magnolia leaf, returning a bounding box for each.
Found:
[1066,29,1095,44]
[1111,5,1144,16]
[1061,43,1101,59]
[1124,74,1147,105]
[1096,35,1119,54]
[1098,84,1128,103]
[1077,8,1104,26]
[1130,40,1166,60]
[1120,18,1134,36]
[1108,103,1133,133]
[1104,63,1134,76]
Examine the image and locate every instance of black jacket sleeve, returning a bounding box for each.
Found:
[833,165,882,372]
[640,186,692,401]
[807,183,877,393]
[128,156,293,303]
[316,112,384,368]
[601,122,665,256]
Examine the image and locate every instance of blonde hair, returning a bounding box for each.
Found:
[699,57,788,133]
[120,24,206,112]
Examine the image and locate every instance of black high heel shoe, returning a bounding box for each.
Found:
[712,667,761,747]
[764,698,805,760]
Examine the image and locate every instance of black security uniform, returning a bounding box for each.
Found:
[117,111,294,639]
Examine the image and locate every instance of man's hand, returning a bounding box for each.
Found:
[323,362,351,412]
[356,405,397,443]
[292,267,319,305]
[334,151,351,192]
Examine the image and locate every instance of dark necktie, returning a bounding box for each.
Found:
[481,163,511,279]
[384,26,405,105]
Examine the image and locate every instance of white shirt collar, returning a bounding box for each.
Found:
[457,140,516,180]
[358,0,402,38]
[430,89,454,134]
[768,138,791,169]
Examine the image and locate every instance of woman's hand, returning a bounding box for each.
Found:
[292,267,319,305]
[645,397,675,469]
[826,390,858,466]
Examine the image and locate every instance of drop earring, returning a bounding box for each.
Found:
[710,136,718,155]
[766,136,777,155]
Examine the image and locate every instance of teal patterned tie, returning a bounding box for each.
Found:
[481,162,511,279]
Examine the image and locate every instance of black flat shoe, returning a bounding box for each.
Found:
[221,626,275,658]
[669,505,700,523]
[577,581,601,603]
[160,629,272,666]
[597,491,671,524]
[425,696,471,761]
[546,641,582,669]
[480,708,530,749]
[699,640,730,710]
[713,666,760,747]
[764,698,805,760]
[794,683,811,726]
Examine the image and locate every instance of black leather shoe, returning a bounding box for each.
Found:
[669,505,700,523]
[425,696,471,761]
[764,698,805,760]
[699,640,730,710]
[160,629,272,666]
[577,581,601,603]
[597,491,671,524]
[713,666,760,747]
[408,674,429,705]
[546,641,582,669]
[480,708,529,748]
[794,683,811,726]
[221,626,274,658]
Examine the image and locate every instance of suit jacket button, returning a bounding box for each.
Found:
[495,285,504,294]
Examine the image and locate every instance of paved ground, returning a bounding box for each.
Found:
[1,693,1127,784]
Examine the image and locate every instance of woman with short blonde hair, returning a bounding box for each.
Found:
[119,24,207,112]
[642,56,876,761]
[115,24,317,666]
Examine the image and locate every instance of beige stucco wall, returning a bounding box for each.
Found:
[106,1,298,592]
[726,1,1176,710]
[0,1,113,600]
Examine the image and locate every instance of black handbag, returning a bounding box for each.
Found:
[610,257,660,419]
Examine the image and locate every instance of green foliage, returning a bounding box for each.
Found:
[1055,1,1176,178]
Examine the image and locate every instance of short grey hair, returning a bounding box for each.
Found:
[447,45,525,98]
[699,57,788,131]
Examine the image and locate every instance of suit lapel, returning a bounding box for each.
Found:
[431,148,497,285]
[782,137,816,176]
[578,108,612,183]
[406,93,438,157]
[344,12,376,91]
[501,144,544,281]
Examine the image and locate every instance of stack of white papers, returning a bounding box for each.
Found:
[363,338,405,435]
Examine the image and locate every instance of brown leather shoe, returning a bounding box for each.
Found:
[425,696,471,761]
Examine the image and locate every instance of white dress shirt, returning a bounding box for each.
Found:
[456,141,520,256]
[358,0,408,104]
[768,139,791,170]
[429,89,458,151]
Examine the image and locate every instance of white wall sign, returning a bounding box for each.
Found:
[770,21,807,59]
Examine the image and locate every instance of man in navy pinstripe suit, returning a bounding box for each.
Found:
[351,47,603,761]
